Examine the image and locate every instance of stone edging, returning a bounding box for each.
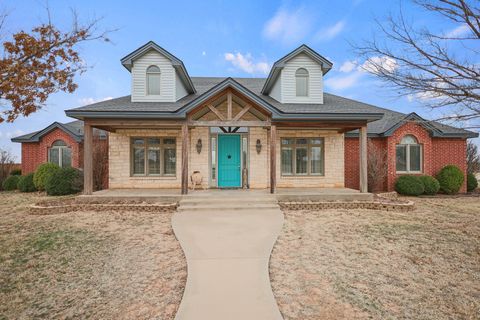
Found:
[278,199,415,212]
[29,202,178,215]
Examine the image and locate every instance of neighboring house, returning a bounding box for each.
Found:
[43,41,477,194]
[11,121,108,189]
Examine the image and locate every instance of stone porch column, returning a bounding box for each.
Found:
[359,125,368,193]
[83,122,93,195]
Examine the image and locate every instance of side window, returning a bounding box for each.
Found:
[295,68,309,97]
[146,65,161,95]
[48,140,72,167]
[396,135,422,173]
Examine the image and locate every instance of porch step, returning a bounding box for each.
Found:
[178,193,280,212]
[178,203,280,212]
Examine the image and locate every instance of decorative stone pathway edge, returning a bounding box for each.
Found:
[29,202,178,215]
[279,197,415,212]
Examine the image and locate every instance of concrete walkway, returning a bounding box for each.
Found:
[172,192,284,320]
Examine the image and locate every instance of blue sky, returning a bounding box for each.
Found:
[1,0,478,159]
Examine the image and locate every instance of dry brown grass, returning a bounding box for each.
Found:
[0,192,186,319]
[270,196,480,320]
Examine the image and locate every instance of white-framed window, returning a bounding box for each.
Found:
[146,65,161,95]
[295,68,309,97]
[396,135,422,173]
[48,140,72,167]
[281,138,324,176]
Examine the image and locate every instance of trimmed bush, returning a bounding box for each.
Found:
[436,165,464,194]
[2,175,19,191]
[419,175,440,195]
[10,168,22,176]
[45,167,83,196]
[17,173,37,192]
[395,175,425,196]
[467,173,478,192]
[34,163,60,191]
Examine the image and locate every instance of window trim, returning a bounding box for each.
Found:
[48,140,72,168]
[396,135,423,174]
[280,137,325,176]
[295,68,309,97]
[130,137,176,177]
[146,65,161,96]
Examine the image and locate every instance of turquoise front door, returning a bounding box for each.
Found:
[218,134,241,188]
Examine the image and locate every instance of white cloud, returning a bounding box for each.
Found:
[263,7,312,45]
[78,96,113,106]
[445,24,470,38]
[0,129,25,139]
[361,56,398,74]
[224,52,270,75]
[202,51,206,56]
[324,72,363,90]
[339,60,357,73]
[315,20,346,41]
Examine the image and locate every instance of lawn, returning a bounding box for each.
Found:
[0,192,186,320]
[270,196,480,320]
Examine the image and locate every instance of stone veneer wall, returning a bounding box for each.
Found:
[109,129,182,189]
[275,129,345,188]
[189,127,210,189]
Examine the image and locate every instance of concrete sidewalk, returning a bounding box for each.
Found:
[172,194,284,320]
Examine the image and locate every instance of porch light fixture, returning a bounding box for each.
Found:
[256,139,262,154]
[196,139,202,154]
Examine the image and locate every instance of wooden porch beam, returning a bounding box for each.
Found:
[85,120,182,127]
[270,125,277,194]
[227,91,232,120]
[187,120,270,127]
[359,125,368,193]
[233,104,252,121]
[207,104,226,121]
[181,123,189,195]
[83,122,93,195]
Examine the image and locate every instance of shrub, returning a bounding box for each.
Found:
[17,173,37,192]
[419,175,440,195]
[10,168,21,176]
[34,163,60,191]
[436,165,464,194]
[467,173,478,192]
[395,175,425,196]
[45,167,83,196]
[2,175,19,191]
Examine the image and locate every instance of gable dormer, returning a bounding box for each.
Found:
[121,41,195,102]
[262,44,333,104]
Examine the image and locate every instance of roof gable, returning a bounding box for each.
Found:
[262,44,333,95]
[11,121,83,143]
[120,41,196,94]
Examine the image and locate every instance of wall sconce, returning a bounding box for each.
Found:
[256,139,262,154]
[196,139,202,154]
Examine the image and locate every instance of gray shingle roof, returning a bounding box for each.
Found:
[64,76,477,138]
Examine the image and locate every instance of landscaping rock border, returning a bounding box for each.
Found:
[29,200,178,215]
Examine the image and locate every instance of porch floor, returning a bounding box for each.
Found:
[79,187,373,203]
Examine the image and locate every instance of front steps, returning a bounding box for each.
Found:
[178,192,280,212]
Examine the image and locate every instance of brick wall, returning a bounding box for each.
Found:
[344,122,468,192]
[21,128,81,174]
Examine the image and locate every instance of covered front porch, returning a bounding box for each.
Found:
[80,81,371,196]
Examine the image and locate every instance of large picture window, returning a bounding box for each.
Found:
[131,137,176,176]
[281,138,324,176]
[396,135,422,173]
[48,140,72,167]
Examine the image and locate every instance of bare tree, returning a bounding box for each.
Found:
[0,148,16,189]
[353,0,480,129]
[467,141,480,174]
[0,5,115,122]
[92,135,108,191]
[367,139,388,192]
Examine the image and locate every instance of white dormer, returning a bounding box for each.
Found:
[262,45,333,104]
[121,41,196,102]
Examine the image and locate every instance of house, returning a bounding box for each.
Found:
[11,121,108,189]
[21,41,480,194]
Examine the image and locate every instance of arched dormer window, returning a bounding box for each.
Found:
[295,68,309,97]
[396,135,422,173]
[146,65,161,95]
[48,140,72,168]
